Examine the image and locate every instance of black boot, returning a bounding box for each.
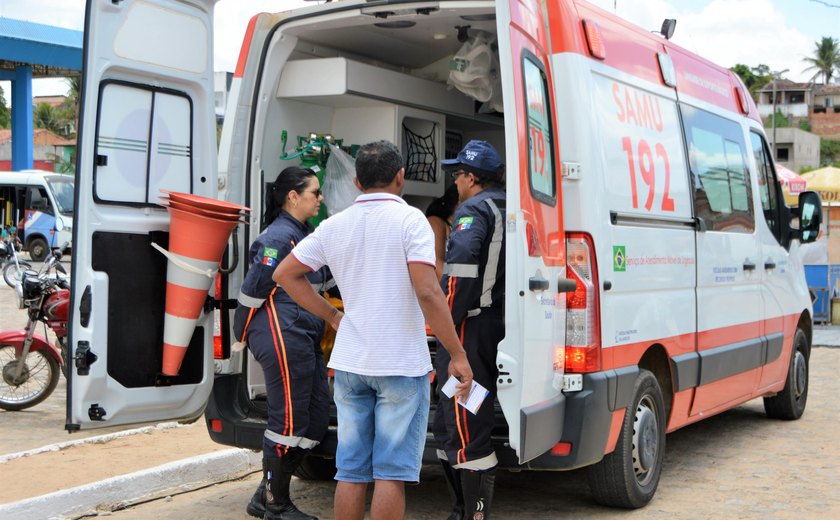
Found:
[440,459,465,520]
[460,468,496,520]
[264,449,318,520]
[245,459,268,518]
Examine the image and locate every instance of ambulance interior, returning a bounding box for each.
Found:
[242,4,509,402]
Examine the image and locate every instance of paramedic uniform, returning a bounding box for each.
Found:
[233,210,332,458]
[433,186,506,469]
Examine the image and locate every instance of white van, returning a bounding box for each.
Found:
[67,0,822,507]
[0,170,74,261]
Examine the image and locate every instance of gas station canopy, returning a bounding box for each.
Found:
[0,17,83,171]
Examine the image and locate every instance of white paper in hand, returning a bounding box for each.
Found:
[440,375,489,415]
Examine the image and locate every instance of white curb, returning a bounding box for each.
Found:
[0,447,261,520]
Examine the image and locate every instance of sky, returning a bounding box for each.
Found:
[1,0,839,101]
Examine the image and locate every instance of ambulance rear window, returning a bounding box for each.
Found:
[682,105,754,233]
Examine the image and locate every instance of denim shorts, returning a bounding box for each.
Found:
[333,370,431,483]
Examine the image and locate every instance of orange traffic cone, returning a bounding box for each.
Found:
[154,194,249,376]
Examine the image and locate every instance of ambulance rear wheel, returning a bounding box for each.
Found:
[763,328,809,420]
[587,368,665,509]
[294,453,336,481]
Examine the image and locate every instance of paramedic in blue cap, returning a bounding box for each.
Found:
[233,166,333,520]
[434,139,506,520]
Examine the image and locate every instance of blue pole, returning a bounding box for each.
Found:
[11,65,34,171]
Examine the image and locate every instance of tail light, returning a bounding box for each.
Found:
[565,233,600,372]
[213,273,223,359]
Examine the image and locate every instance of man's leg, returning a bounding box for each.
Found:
[334,481,368,520]
[370,479,405,520]
[333,371,376,519]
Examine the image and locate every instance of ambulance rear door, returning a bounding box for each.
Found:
[67,0,219,430]
[495,0,568,463]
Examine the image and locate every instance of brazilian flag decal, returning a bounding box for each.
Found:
[613,246,626,272]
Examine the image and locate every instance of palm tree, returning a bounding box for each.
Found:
[802,36,840,84]
[32,102,67,135]
[62,76,82,137]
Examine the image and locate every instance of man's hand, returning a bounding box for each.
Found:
[448,351,473,401]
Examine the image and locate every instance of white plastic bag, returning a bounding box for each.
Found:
[322,144,361,216]
[448,30,500,107]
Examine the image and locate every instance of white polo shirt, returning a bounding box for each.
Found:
[292,192,435,377]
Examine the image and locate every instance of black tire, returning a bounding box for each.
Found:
[27,237,48,262]
[3,260,32,287]
[764,328,809,420]
[587,369,666,509]
[0,346,61,411]
[294,454,336,480]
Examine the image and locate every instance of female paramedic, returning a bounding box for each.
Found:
[233,166,332,520]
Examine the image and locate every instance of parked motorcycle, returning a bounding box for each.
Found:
[0,237,32,288]
[0,246,69,411]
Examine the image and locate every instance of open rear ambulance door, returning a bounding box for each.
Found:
[67,0,219,431]
[496,0,568,463]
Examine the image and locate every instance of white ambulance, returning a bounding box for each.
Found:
[67,0,822,508]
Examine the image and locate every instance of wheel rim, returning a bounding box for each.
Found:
[632,394,659,486]
[0,347,53,404]
[793,350,807,399]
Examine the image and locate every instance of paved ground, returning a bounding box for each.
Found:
[1,262,839,518]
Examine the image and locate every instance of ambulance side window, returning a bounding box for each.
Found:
[682,104,754,233]
[523,55,556,205]
[750,132,783,242]
[94,81,193,206]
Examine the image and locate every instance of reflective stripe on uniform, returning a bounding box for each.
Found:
[238,291,265,308]
[444,263,479,278]
[479,199,503,309]
[264,429,321,449]
[453,451,498,470]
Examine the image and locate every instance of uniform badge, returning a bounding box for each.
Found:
[263,247,279,267]
[457,216,474,230]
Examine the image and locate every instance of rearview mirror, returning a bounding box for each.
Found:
[794,191,822,243]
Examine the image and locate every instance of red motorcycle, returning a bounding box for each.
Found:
[0,247,69,411]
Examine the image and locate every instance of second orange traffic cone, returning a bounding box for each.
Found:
[155,195,249,376]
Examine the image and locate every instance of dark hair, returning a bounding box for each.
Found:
[354,140,403,190]
[263,166,316,230]
[425,183,459,221]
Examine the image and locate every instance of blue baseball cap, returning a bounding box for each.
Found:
[442,140,504,176]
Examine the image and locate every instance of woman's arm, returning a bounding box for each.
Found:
[427,215,449,282]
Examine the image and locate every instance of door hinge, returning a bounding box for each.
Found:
[74,341,98,376]
[88,404,107,421]
[204,296,238,314]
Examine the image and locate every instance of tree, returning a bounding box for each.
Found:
[0,86,10,129]
[32,102,68,135]
[61,76,82,137]
[802,36,840,84]
[730,63,771,98]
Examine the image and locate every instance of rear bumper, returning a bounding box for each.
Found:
[206,367,637,471]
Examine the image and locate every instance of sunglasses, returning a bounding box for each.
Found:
[305,188,323,197]
[450,169,468,179]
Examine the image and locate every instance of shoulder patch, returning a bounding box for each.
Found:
[456,216,474,230]
[263,247,279,259]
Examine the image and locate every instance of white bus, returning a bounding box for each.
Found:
[0,170,74,261]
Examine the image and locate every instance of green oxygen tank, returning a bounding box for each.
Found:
[282,132,357,227]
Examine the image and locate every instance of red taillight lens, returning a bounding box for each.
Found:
[210,419,222,432]
[565,346,600,372]
[551,442,572,456]
[213,273,223,359]
[565,233,600,373]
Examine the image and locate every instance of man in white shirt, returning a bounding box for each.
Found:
[274,140,473,520]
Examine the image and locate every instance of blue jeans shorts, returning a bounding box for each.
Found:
[333,370,431,483]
